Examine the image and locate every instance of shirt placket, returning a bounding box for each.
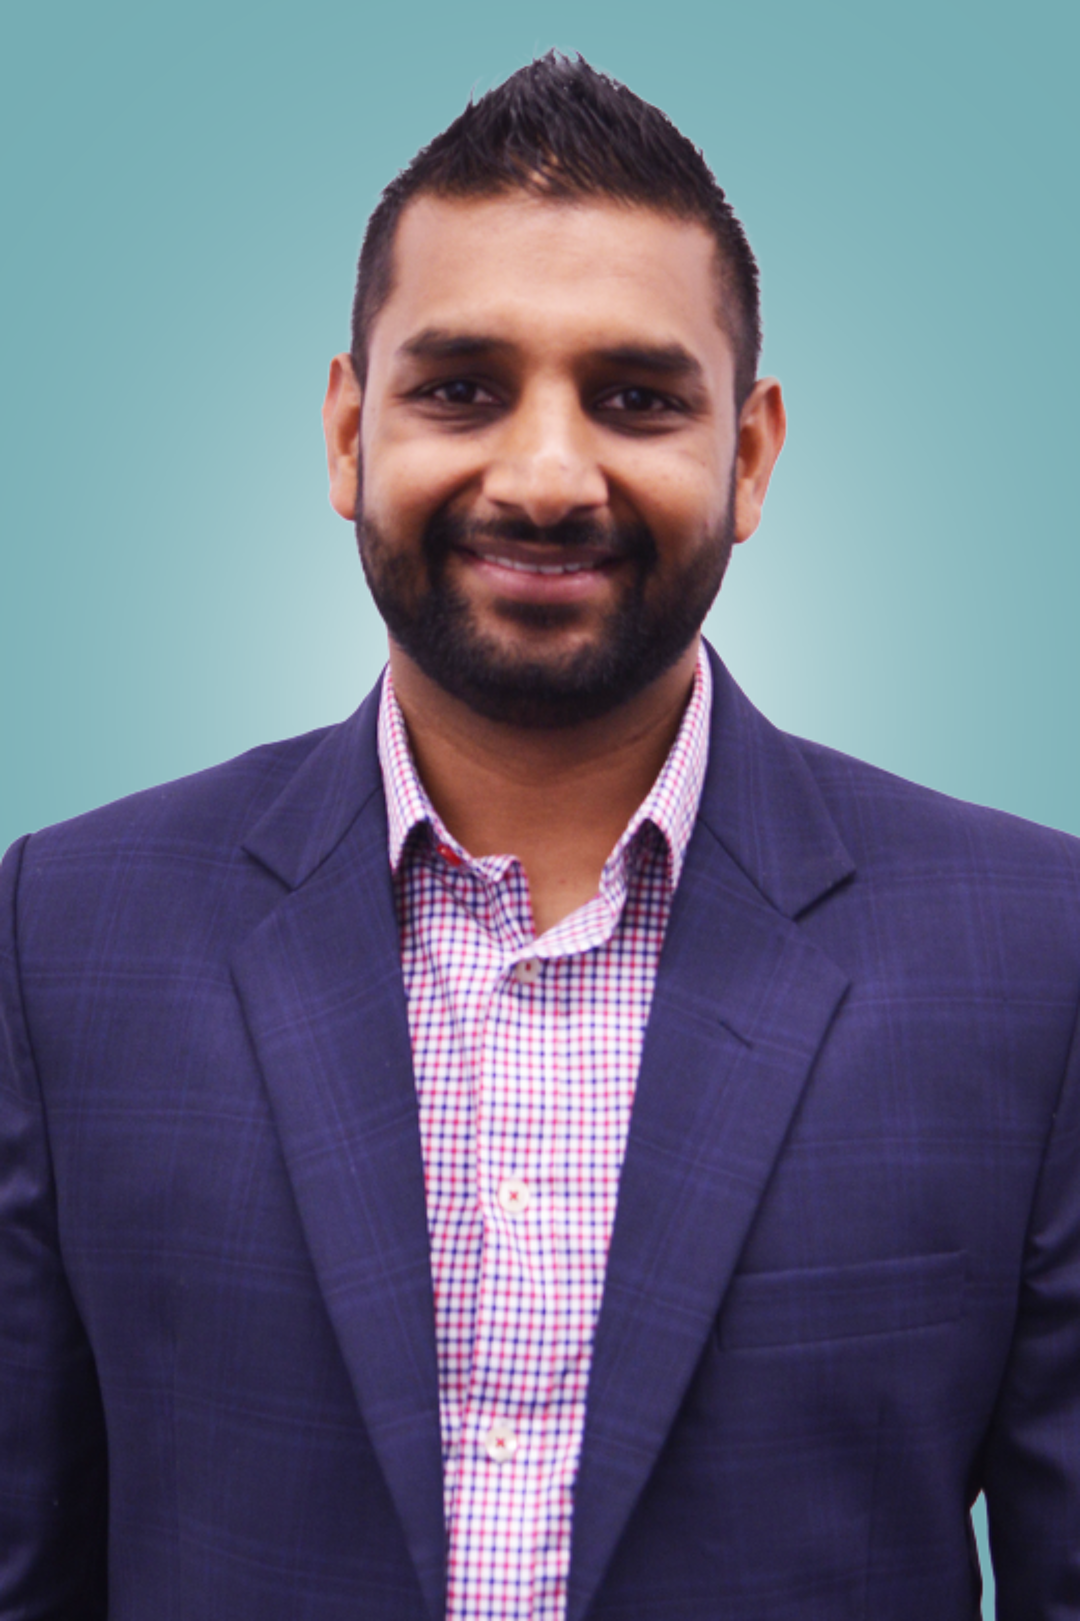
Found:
[444,859,558,1619]
[447,856,647,1620]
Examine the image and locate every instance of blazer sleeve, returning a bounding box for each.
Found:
[0,836,109,1619]
[981,987,1080,1617]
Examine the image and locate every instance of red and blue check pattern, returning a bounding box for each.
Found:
[378,651,711,1621]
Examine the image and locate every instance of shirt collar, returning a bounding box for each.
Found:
[377,644,712,892]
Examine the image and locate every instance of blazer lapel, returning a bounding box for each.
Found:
[568,650,855,1621]
[224,653,854,1621]
[231,689,446,1621]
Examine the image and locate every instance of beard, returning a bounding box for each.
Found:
[356,493,735,729]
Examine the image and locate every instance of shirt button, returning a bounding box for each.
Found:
[482,1419,520,1464]
[514,957,540,985]
[497,1176,531,1216]
[436,842,463,868]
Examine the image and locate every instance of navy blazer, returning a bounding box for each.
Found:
[3,648,1080,1620]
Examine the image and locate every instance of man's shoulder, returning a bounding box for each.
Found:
[704,646,1080,912]
[790,730,1080,890]
[2,714,383,969]
[13,725,334,869]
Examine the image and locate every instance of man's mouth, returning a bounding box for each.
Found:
[421,509,654,587]
[476,552,610,576]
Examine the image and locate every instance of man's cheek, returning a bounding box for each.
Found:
[369,434,481,520]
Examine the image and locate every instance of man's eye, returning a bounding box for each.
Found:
[426,380,498,407]
[599,387,677,415]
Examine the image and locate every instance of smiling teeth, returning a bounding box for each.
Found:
[487,554,598,575]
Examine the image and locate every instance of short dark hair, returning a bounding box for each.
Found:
[350,52,762,405]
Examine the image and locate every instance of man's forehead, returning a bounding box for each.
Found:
[391,189,718,283]
[396,187,712,239]
[374,190,732,366]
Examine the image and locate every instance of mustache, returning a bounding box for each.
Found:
[421,507,659,565]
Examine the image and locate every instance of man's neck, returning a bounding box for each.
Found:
[387,640,701,937]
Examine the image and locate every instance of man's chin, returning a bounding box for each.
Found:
[397,620,690,730]
[360,504,734,727]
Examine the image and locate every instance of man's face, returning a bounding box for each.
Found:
[328,193,774,726]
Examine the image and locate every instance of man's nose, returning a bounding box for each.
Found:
[481,389,608,529]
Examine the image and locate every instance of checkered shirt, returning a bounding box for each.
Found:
[377,648,712,1621]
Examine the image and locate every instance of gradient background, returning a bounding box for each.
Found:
[3,0,1078,1605]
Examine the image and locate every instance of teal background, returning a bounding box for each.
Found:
[3,0,1078,1605]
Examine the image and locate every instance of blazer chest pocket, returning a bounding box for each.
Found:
[716,1250,966,1350]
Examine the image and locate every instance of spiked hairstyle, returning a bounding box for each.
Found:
[350,53,762,405]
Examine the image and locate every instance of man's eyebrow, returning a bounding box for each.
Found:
[396,331,705,383]
[397,329,515,363]
[591,343,705,382]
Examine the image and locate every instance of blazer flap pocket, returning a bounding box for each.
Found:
[717,1250,967,1350]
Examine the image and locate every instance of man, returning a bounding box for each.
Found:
[2,51,1079,1621]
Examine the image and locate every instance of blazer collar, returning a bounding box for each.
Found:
[241,675,386,891]
[696,642,854,917]
[240,646,854,915]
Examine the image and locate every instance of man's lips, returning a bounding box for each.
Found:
[448,539,624,607]
[458,541,620,577]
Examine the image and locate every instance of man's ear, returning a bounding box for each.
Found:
[732,377,786,544]
[323,353,362,520]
